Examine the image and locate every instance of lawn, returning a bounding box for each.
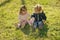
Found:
[0,0,60,40]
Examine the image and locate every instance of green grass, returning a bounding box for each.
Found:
[0,0,60,40]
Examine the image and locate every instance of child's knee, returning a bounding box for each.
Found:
[33,25,36,29]
[33,22,37,28]
[39,26,43,29]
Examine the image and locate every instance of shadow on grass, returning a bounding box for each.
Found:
[0,0,11,7]
[31,24,49,38]
[38,24,49,37]
[20,23,49,38]
[20,24,31,35]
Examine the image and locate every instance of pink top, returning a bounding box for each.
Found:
[18,13,30,23]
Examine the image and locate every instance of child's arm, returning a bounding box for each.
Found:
[18,15,22,24]
[42,20,46,24]
[42,12,47,24]
[27,14,31,20]
[28,17,35,26]
[30,14,35,23]
[28,14,35,26]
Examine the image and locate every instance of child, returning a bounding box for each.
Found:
[30,4,47,30]
[17,5,30,28]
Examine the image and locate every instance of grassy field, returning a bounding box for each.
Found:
[0,0,60,40]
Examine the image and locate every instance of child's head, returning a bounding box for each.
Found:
[19,5,27,15]
[34,4,42,13]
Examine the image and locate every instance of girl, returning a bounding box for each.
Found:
[30,4,47,30]
[17,5,30,28]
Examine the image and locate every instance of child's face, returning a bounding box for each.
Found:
[38,7,41,11]
[21,8,27,14]
[34,6,42,13]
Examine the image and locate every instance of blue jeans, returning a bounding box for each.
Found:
[33,21,44,28]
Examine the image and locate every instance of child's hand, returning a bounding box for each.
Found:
[28,20,32,26]
[28,17,35,26]
[42,20,46,24]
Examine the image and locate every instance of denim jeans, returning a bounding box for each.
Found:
[33,21,44,28]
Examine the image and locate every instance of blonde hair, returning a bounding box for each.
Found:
[34,4,43,12]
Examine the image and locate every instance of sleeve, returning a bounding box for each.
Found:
[42,12,47,20]
[18,15,21,23]
[18,15,20,20]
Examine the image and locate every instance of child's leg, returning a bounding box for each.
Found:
[31,22,37,32]
[15,21,27,29]
[14,22,21,29]
[21,21,27,28]
[38,21,44,29]
[17,21,25,28]
[17,22,22,28]
[33,22,37,29]
[17,23,21,28]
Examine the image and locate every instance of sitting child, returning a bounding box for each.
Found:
[17,5,30,28]
[30,4,47,30]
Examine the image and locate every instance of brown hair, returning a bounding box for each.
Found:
[19,5,27,15]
